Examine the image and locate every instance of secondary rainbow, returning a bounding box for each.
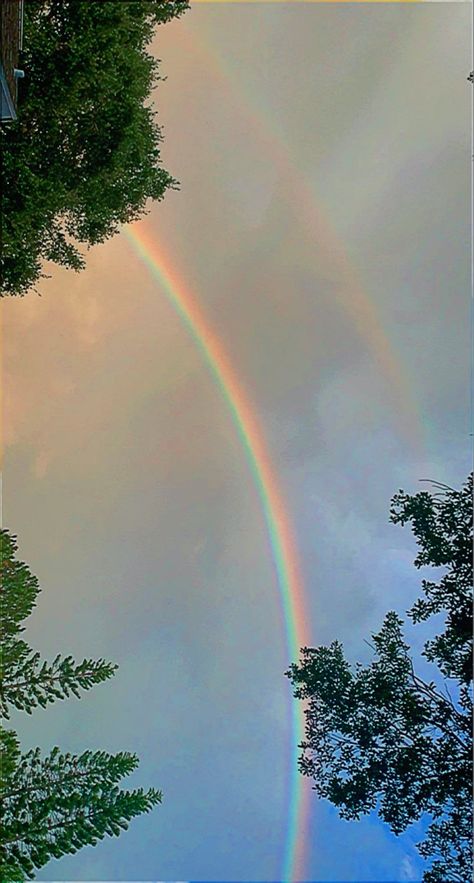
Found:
[178,23,425,456]
[124,223,310,882]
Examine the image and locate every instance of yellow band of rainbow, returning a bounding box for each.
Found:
[124,223,311,880]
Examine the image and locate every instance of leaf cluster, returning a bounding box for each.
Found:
[390,474,473,683]
[287,474,473,883]
[1,0,189,296]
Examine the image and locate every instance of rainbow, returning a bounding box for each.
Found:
[126,22,424,878]
[124,223,311,882]
[174,22,425,456]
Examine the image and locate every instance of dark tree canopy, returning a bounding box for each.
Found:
[1,0,189,296]
[390,475,473,684]
[0,530,161,880]
[287,474,473,883]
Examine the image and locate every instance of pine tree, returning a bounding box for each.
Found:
[1,746,162,879]
[0,530,162,879]
[1,531,117,717]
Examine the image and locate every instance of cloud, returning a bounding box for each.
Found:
[400,854,419,881]
[8,4,470,881]
[32,449,52,480]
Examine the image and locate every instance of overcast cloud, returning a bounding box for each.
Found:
[3,4,471,880]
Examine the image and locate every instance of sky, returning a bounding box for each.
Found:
[2,3,472,882]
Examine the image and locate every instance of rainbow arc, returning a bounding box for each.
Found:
[124,224,310,881]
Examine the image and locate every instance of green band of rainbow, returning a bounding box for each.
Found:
[124,224,310,880]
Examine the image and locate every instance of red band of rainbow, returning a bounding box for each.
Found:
[124,224,311,880]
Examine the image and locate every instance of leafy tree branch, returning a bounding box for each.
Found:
[287,474,473,883]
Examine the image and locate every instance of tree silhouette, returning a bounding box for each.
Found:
[287,474,472,883]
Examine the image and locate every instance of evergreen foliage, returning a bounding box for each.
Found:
[286,474,473,883]
[1,531,117,718]
[0,530,161,879]
[2,747,162,879]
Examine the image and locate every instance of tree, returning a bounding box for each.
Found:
[286,474,473,883]
[0,0,189,297]
[390,476,472,686]
[0,530,161,880]
[1,747,162,880]
[0,530,117,717]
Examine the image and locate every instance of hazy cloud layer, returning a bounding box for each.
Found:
[4,4,470,880]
